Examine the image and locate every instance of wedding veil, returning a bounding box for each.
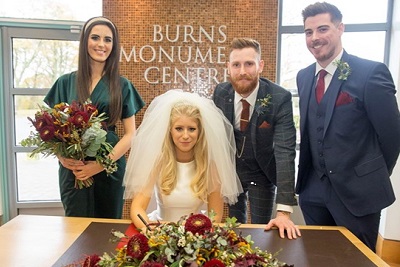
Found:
[123,89,242,204]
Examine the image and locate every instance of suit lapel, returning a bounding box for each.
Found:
[322,52,348,138]
[250,80,269,148]
[299,64,316,134]
[223,89,235,125]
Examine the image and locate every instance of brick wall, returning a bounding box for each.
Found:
[103,0,278,221]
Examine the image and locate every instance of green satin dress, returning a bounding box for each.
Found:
[44,72,145,218]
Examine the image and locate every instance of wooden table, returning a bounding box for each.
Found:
[0,215,389,267]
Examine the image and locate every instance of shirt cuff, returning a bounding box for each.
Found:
[276,204,293,213]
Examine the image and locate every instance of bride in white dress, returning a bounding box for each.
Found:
[123,90,242,229]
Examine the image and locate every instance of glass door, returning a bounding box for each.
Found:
[2,22,82,219]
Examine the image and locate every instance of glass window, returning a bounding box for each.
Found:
[281,0,389,26]
[13,39,79,89]
[11,37,79,203]
[278,0,392,146]
[280,32,386,90]
[0,0,101,21]
[16,153,60,202]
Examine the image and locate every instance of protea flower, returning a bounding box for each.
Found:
[184,213,212,235]
[203,258,225,267]
[68,111,89,128]
[82,254,101,267]
[141,261,165,267]
[39,126,55,141]
[126,233,150,260]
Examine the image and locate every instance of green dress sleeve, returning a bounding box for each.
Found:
[44,72,78,106]
[120,76,145,119]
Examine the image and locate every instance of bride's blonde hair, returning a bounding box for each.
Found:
[158,102,209,202]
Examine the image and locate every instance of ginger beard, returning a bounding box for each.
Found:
[229,73,259,96]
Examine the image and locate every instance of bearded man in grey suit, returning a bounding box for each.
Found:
[296,2,400,252]
[213,38,300,239]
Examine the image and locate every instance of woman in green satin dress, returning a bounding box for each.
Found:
[44,17,145,218]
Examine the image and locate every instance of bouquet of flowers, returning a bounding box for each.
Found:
[20,100,117,189]
[79,214,293,267]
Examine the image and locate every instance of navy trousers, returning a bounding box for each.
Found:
[299,170,380,252]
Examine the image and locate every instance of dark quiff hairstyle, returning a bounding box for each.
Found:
[302,2,343,24]
[76,17,122,126]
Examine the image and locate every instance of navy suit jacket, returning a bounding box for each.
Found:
[296,51,400,216]
[213,78,297,206]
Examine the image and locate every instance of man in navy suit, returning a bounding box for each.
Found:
[296,2,400,251]
[213,38,301,239]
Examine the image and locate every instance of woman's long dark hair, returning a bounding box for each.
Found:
[76,16,122,126]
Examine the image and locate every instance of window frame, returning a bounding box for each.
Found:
[1,19,83,220]
[276,0,394,87]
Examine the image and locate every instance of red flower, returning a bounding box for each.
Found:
[141,262,164,267]
[39,126,55,141]
[82,254,101,267]
[68,111,89,128]
[29,111,54,131]
[204,259,225,267]
[235,253,265,266]
[184,213,212,235]
[41,111,55,125]
[84,103,99,116]
[126,233,150,260]
[69,101,82,113]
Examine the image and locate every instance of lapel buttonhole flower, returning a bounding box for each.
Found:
[256,94,272,116]
[334,59,352,81]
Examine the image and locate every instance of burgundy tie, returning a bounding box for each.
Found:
[240,99,250,131]
[316,69,328,104]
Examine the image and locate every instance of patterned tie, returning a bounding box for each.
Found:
[240,99,250,131]
[316,69,328,104]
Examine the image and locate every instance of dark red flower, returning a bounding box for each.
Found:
[55,123,70,135]
[39,126,55,141]
[29,111,54,131]
[141,261,164,267]
[68,111,89,127]
[235,253,265,266]
[28,116,44,131]
[69,101,82,113]
[82,254,101,267]
[126,233,150,260]
[184,214,212,235]
[204,259,225,267]
[84,103,99,116]
[41,111,55,125]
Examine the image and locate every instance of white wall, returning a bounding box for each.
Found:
[378,0,400,241]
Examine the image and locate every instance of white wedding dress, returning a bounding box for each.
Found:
[147,161,205,222]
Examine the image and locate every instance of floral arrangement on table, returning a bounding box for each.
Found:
[20,100,117,189]
[333,59,351,81]
[79,214,293,267]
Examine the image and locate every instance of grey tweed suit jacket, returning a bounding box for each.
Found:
[213,78,297,206]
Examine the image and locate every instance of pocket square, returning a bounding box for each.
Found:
[259,120,271,129]
[335,91,353,107]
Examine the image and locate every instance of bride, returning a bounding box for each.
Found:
[123,89,242,229]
